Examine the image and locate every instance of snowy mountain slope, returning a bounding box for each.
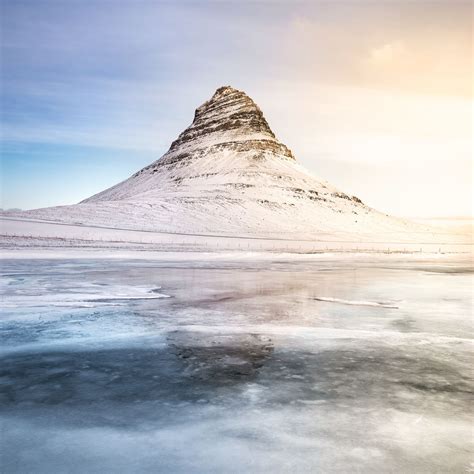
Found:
[1,86,466,243]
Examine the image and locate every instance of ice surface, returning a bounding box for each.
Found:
[313,297,399,308]
[1,255,473,473]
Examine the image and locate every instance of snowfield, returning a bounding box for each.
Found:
[1,215,471,254]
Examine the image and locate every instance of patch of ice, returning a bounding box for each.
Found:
[314,297,399,309]
[2,283,170,308]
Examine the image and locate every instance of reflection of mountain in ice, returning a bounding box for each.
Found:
[1,256,473,473]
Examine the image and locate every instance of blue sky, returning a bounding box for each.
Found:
[1,0,472,216]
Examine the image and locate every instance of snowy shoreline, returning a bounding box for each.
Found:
[1,217,472,258]
[1,247,472,262]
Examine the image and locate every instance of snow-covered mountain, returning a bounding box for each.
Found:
[1,86,450,241]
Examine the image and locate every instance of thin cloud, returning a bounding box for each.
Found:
[367,40,406,64]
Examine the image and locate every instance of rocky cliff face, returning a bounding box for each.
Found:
[168,86,282,153]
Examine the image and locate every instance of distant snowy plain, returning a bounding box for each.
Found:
[1,253,472,473]
[1,215,471,255]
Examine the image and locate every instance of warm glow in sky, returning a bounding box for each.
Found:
[1,0,472,217]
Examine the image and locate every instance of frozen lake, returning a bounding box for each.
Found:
[1,255,473,473]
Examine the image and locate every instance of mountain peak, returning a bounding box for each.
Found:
[199,85,261,118]
[212,85,240,97]
[168,86,278,153]
[82,85,297,204]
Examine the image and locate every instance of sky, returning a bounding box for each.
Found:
[1,0,472,217]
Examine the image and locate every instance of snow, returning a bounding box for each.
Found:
[1,216,471,255]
